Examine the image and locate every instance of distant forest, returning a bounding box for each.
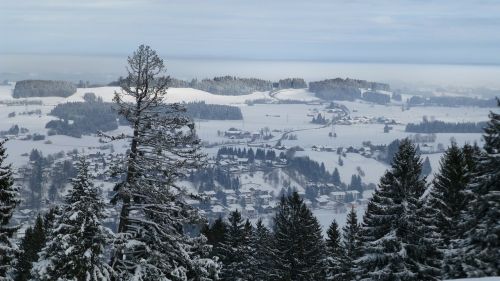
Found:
[13,80,77,98]
[408,95,497,107]
[309,78,390,101]
[362,91,391,104]
[46,101,123,138]
[184,101,243,120]
[405,119,487,133]
[169,76,273,95]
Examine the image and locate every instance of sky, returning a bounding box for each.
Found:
[2,0,500,64]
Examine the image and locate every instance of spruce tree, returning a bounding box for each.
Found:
[342,206,360,280]
[107,45,218,280]
[324,220,345,281]
[14,215,45,281]
[0,138,19,278]
[356,139,440,281]
[426,143,470,278]
[457,104,500,277]
[271,192,325,281]
[252,219,273,281]
[31,158,114,281]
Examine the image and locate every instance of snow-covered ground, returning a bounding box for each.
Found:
[272,88,319,102]
[1,83,497,232]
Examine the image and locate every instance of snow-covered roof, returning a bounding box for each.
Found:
[331,191,346,196]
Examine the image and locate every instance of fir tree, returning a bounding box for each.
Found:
[0,138,19,278]
[331,168,341,186]
[457,103,500,277]
[14,215,46,281]
[422,156,432,176]
[219,210,251,281]
[107,45,218,280]
[356,139,440,281]
[342,206,361,280]
[324,220,345,281]
[31,158,114,281]
[271,192,325,281]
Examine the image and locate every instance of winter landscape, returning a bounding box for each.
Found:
[1,1,499,281]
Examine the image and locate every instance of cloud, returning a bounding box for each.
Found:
[0,0,499,64]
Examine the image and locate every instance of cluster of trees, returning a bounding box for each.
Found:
[0,125,28,137]
[216,146,280,163]
[189,166,241,193]
[183,101,243,120]
[202,194,329,280]
[362,91,390,104]
[309,78,390,101]
[23,149,76,209]
[287,156,339,185]
[311,113,328,124]
[46,100,124,138]
[277,78,307,89]
[408,95,497,107]
[406,118,487,133]
[13,80,76,98]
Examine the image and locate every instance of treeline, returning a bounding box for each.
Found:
[169,76,273,96]
[406,118,487,133]
[309,78,390,101]
[408,95,497,107]
[13,80,76,98]
[216,146,279,163]
[184,101,243,120]
[46,99,244,138]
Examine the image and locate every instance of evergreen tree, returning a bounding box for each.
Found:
[202,216,227,258]
[107,45,218,280]
[331,168,341,186]
[426,143,470,278]
[28,150,43,210]
[342,206,361,280]
[32,158,114,281]
[356,139,440,281]
[422,156,432,176]
[457,104,500,277]
[252,219,273,281]
[271,192,325,281]
[0,138,19,278]
[14,215,45,281]
[219,210,252,281]
[324,220,345,281]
